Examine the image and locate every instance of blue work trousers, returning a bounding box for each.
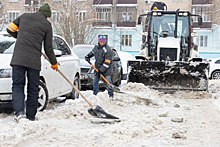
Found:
[12,65,39,119]
[93,73,113,97]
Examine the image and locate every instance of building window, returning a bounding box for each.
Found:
[196,35,208,47]
[78,11,86,22]
[95,7,111,22]
[204,36,208,47]
[121,35,132,46]
[52,11,60,22]
[192,7,211,22]
[9,0,19,2]
[25,7,38,13]
[8,12,19,23]
[117,7,136,22]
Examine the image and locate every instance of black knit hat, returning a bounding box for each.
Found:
[38,3,51,18]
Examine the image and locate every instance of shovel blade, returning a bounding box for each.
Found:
[88,105,119,119]
[107,84,121,92]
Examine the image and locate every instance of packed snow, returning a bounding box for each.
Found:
[1,80,220,147]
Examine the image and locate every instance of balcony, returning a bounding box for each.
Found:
[92,22,112,27]
[116,6,137,27]
[117,22,136,27]
[117,0,137,4]
[193,22,212,28]
[93,0,113,5]
[192,0,213,5]
[25,0,39,5]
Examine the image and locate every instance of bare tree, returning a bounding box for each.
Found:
[49,0,97,46]
[0,0,6,31]
[211,0,220,25]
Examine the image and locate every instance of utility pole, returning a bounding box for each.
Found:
[113,0,117,48]
[31,0,33,13]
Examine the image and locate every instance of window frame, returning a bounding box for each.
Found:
[9,0,19,2]
[196,35,208,47]
[117,7,136,22]
[192,6,211,22]
[8,11,19,23]
[52,11,60,22]
[121,35,132,46]
[95,7,112,22]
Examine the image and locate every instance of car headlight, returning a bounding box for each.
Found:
[0,69,12,78]
[80,74,85,79]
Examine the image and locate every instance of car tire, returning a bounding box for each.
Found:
[66,76,80,99]
[38,80,49,111]
[211,70,220,79]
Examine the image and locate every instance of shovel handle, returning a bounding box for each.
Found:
[42,53,93,107]
[87,61,111,85]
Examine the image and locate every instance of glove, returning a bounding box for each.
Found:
[96,70,103,75]
[51,62,60,71]
[85,56,90,62]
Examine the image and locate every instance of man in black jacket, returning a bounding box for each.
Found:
[85,35,114,98]
[6,3,59,121]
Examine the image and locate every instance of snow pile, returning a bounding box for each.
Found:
[1,81,220,146]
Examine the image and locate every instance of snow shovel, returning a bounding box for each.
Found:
[87,60,121,92]
[42,53,119,119]
[87,61,151,104]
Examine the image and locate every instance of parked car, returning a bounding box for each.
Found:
[0,32,15,53]
[72,44,122,89]
[0,34,81,111]
[209,58,220,79]
[117,51,134,80]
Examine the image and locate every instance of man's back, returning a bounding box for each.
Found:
[9,12,54,70]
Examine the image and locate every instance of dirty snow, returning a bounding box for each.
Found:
[1,80,220,147]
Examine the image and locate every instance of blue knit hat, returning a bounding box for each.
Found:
[98,35,107,42]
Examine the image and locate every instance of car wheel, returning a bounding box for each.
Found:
[66,76,80,99]
[38,80,49,111]
[211,70,220,79]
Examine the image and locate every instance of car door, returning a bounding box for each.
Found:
[111,50,121,83]
[41,36,75,99]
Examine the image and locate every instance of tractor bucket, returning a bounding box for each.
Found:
[127,60,209,92]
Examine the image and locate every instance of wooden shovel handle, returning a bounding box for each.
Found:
[42,53,93,107]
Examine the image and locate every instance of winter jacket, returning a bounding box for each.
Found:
[87,44,113,76]
[6,12,57,71]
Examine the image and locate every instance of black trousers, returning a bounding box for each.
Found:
[12,65,39,119]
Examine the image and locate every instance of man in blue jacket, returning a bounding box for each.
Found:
[7,3,59,121]
[85,35,114,98]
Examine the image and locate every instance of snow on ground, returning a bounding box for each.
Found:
[1,80,220,147]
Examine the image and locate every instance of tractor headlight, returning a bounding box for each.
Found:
[142,32,148,36]
[0,69,12,78]
[191,32,197,37]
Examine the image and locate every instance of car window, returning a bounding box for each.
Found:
[0,41,15,53]
[113,50,118,58]
[54,37,71,55]
[0,35,16,53]
[2,42,15,54]
[72,45,95,60]
[52,38,58,50]
[215,60,220,64]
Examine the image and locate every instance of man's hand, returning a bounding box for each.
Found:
[96,70,103,75]
[51,62,60,71]
[85,55,90,62]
